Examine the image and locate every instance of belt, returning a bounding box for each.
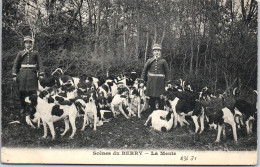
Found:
[21,64,37,68]
[148,72,165,77]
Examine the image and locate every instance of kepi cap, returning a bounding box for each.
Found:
[152,44,162,50]
[24,36,33,42]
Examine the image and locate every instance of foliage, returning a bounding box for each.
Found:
[2,0,258,95]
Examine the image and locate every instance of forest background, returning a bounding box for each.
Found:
[2,0,258,100]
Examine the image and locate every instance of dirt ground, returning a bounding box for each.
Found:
[1,101,257,151]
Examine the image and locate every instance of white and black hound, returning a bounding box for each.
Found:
[25,93,78,139]
[165,90,205,134]
[206,107,238,143]
[144,108,174,132]
[75,89,99,131]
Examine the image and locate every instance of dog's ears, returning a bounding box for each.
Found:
[87,76,93,82]
[107,96,113,103]
[75,100,86,109]
[48,96,55,103]
[55,96,65,103]
[60,100,73,106]
[58,92,67,98]
[69,98,76,103]
[120,95,127,98]
[39,92,44,99]
[132,89,139,96]
[107,81,113,87]
[165,111,172,121]
[39,90,48,99]
[166,100,171,108]
[83,97,89,103]
[166,92,176,100]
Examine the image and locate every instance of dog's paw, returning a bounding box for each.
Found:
[30,124,36,129]
[215,139,220,143]
[144,123,147,126]
[96,121,103,126]
[25,116,36,128]
[69,136,74,139]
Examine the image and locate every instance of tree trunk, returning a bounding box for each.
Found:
[153,25,157,44]
[189,35,194,75]
[94,1,101,58]
[135,8,140,59]
[144,25,149,62]
[195,41,200,76]
[123,26,127,58]
[87,0,93,33]
[160,21,166,45]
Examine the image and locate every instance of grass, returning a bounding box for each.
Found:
[1,101,257,151]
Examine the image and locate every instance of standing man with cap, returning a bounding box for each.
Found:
[12,36,44,124]
[141,43,171,111]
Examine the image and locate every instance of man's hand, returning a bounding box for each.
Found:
[12,77,17,82]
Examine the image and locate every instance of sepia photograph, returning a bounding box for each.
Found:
[1,0,258,165]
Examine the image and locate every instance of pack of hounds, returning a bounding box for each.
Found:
[23,68,257,143]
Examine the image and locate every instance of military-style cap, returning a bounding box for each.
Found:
[24,36,33,42]
[152,43,162,50]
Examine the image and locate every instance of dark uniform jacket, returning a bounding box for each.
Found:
[12,49,44,91]
[141,57,170,97]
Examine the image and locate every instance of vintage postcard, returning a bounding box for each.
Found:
[1,0,258,165]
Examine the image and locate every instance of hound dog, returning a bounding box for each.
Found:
[75,89,99,131]
[206,107,238,143]
[128,87,141,118]
[38,72,56,92]
[110,86,130,119]
[165,91,205,134]
[144,108,174,132]
[136,79,148,115]
[97,79,116,98]
[73,75,99,91]
[25,93,78,139]
[52,69,76,94]
[96,95,113,122]
[26,89,57,129]
[233,99,256,135]
[128,85,147,118]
